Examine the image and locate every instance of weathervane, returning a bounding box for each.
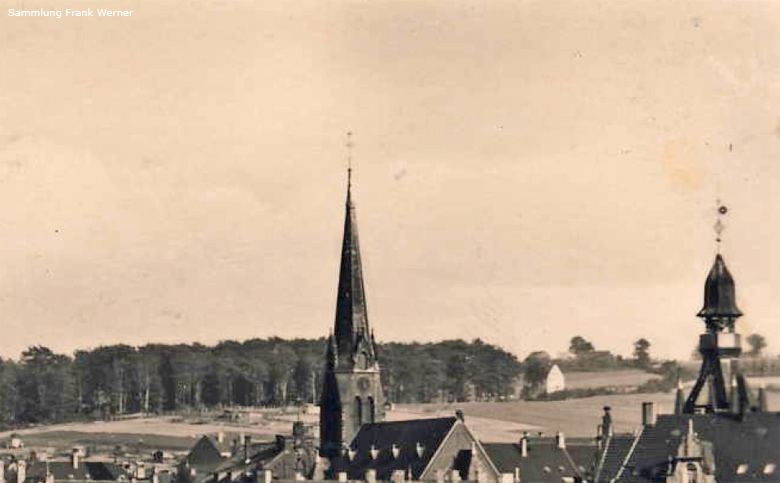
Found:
[714,200,728,252]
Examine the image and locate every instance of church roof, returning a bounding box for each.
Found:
[331,417,459,480]
[697,254,743,318]
[611,413,780,483]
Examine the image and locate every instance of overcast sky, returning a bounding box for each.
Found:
[0,0,779,361]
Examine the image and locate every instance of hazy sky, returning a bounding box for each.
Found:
[1,0,779,361]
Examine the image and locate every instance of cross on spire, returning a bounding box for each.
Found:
[346,131,354,189]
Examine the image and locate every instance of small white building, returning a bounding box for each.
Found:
[545,364,565,393]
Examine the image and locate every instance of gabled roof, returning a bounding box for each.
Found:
[594,434,637,483]
[331,417,459,480]
[186,436,229,471]
[481,437,597,483]
[615,413,780,483]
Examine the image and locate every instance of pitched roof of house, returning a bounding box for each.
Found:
[481,437,597,483]
[17,461,126,482]
[330,417,459,480]
[594,434,638,483]
[614,413,780,483]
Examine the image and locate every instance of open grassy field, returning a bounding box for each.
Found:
[563,370,660,389]
[398,390,780,439]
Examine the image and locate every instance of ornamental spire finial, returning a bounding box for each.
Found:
[714,200,728,252]
[346,131,354,192]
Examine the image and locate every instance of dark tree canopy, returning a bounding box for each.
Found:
[633,338,651,368]
[0,338,522,429]
[747,334,767,356]
[569,336,595,356]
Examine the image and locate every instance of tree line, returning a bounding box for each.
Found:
[0,338,521,428]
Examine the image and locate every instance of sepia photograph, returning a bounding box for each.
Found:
[1,0,779,482]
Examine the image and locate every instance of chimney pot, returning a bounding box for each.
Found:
[556,432,566,449]
[520,433,528,458]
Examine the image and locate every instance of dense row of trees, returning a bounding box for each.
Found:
[0,338,521,429]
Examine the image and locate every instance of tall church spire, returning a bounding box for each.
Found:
[332,164,376,367]
[320,140,385,458]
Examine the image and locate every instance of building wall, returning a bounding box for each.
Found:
[422,424,498,483]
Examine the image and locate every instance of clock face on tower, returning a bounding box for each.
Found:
[357,377,370,392]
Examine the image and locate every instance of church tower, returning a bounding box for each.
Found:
[319,168,385,457]
[683,205,755,414]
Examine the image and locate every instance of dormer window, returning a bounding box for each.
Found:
[736,464,748,475]
[370,445,379,460]
[764,464,776,475]
[391,444,400,459]
[543,467,551,473]
[415,442,425,459]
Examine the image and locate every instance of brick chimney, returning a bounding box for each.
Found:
[641,402,656,427]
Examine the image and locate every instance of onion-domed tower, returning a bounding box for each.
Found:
[683,205,753,414]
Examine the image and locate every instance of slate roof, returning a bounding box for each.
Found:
[481,437,597,483]
[13,461,127,482]
[330,417,459,480]
[614,413,780,483]
[594,434,637,483]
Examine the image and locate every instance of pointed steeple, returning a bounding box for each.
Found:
[697,254,743,320]
[333,170,376,368]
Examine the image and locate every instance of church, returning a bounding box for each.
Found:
[317,172,497,482]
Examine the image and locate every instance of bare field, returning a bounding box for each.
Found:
[563,370,660,389]
[398,390,780,438]
[3,390,778,450]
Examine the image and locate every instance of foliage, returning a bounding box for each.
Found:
[0,338,521,428]
[746,334,767,356]
[633,338,651,368]
[568,336,595,357]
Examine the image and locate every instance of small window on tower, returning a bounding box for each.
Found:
[736,464,748,475]
[764,464,776,475]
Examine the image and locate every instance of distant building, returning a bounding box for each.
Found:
[180,424,318,483]
[544,365,565,394]
[595,252,780,483]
